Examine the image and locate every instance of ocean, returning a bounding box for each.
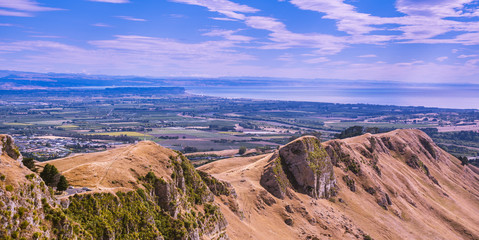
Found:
[186,84,479,109]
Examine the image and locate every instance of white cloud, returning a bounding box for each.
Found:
[0,0,61,17]
[0,36,256,76]
[458,54,478,58]
[304,57,329,64]
[203,29,253,42]
[210,17,237,21]
[0,9,32,17]
[287,0,479,45]
[117,16,147,21]
[359,54,377,58]
[436,56,448,62]
[88,0,129,3]
[0,23,14,26]
[92,23,111,27]
[169,0,258,20]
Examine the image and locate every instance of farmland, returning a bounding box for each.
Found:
[0,86,478,164]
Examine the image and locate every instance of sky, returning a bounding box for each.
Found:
[1,0,479,83]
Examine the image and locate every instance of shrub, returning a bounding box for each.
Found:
[6,185,14,192]
[20,220,29,229]
[32,232,41,239]
[57,175,69,192]
[22,157,36,171]
[40,164,59,186]
[364,234,373,240]
[238,146,247,155]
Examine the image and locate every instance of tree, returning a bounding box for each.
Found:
[459,156,469,165]
[40,164,59,186]
[57,175,69,191]
[336,126,364,139]
[238,146,247,155]
[22,157,36,171]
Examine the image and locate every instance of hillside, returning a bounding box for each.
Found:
[2,138,229,239]
[39,141,178,193]
[2,129,479,239]
[199,129,479,239]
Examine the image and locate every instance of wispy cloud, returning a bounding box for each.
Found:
[436,56,448,62]
[116,16,147,21]
[92,23,111,27]
[359,54,377,58]
[458,54,478,58]
[210,17,237,21]
[88,0,129,3]
[169,0,258,20]
[203,29,253,42]
[0,0,62,17]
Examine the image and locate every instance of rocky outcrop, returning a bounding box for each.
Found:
[0,135,85,240]
[0,135,21,161]
[261,136,337,199]
[1,137,229,240]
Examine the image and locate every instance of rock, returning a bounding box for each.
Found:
[0,135,21,161]
[285,204,294,213]
[261,136,337,199]
[284,218,294,226]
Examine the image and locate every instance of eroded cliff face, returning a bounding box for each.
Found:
[261,136,337,199]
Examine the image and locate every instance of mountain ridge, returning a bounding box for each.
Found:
[2,129,479,239]
[200,129,479,239]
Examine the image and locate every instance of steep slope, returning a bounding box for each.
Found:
[0,139,229,240]
[199,129,479,240]
[0,135,86,239]
[38,141,228,239]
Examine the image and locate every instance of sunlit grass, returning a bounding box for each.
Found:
[90,131,152,137]
[3,122,33,126]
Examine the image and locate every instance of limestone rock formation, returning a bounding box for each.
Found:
[261,136,337,199]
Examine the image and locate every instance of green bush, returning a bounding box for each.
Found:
[32,232,41,239]
[238,146,247,155]
[22,157,36,171]
[56,175,69,191]
[19,221,29,229]
[6,185,14,192]
[40,164,59,187]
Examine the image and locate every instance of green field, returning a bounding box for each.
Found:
[324,122,434,130]
[150,128,235,139]
[90,131,152,137]
[3,122,33,126]
[57,124,79,129]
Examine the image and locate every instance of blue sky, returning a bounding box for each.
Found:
[1,0,479,83]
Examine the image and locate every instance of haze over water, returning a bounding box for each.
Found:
[188,84,479,109]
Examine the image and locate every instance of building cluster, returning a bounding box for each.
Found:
[13,135,122,161]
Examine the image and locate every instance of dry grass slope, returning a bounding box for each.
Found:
[200,129,479,240]
[39,141,176,193]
